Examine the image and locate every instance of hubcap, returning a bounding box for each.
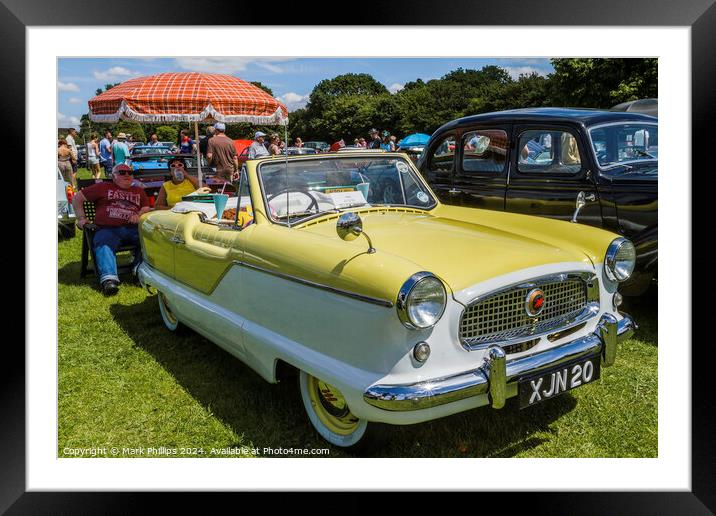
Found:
[307,375,360,435]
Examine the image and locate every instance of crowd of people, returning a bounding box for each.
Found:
[60,122,408,297]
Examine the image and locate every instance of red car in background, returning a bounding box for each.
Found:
[234,139,253,167]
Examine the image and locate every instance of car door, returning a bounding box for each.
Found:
[419,132,456,204]
[452,126,510,211]
[505,125,602,226]
[139,210,180,278]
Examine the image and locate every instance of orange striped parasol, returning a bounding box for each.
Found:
[88,72,288,125]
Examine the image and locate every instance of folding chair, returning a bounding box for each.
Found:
[79,199,138,280]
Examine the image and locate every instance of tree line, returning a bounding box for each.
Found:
[74,58,657,144]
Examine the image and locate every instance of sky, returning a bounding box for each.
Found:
[57,57,554,129]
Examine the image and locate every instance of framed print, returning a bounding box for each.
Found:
[9,0,711,511]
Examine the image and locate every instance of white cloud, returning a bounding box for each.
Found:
[174,57,294,74]
[58,81,79,92]
[57,112,80,128]
[504,66,547,79]
[93,66,141,81]
[255,62,286,74]
[387,83,404,94]
[68,97,82,104]
[278,92,310,112]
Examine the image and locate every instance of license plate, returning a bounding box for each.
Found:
[519,354,601,409]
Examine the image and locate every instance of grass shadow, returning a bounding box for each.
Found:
[58,257,136,289]
[620,284,658,347]
[109,295,579,458]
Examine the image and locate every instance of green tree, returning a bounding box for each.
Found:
[250,81,274,97]
[114,120,146,143]
[548,58,657,108]
[155,125,178,143]
[394,66,516,135]
[311,73,389,99]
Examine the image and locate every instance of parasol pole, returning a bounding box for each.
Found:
[194,121,202,187]
[285,121,290,228]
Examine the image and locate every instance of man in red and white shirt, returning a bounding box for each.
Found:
[71,164,151,295]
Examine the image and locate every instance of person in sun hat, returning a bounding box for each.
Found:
[380,130,395,151]
[71,163,151,296]
[112,132,130,168]
[367,128,381,149]
[248,130,270,159]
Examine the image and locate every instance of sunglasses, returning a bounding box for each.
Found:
[170,163,185,168]
[115,170,133,176]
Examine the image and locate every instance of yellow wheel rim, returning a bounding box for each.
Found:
[307,375,360,436]
[160,293,178,325]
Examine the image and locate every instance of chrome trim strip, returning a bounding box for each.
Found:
[363,313,634,411]
[459,271,599,350]
[237,260,394,308]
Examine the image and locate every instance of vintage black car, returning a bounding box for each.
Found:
[417,108,657,295]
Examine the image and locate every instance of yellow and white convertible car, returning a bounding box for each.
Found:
[137,150,636,448]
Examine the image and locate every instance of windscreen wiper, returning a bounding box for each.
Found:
[602,162,633,171]
[633,149,657,159]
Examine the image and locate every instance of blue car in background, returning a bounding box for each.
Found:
[129,145,172,172]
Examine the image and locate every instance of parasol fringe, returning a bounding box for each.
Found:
[89,101,288,126]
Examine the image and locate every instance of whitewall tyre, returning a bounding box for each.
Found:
[158,292,181,332]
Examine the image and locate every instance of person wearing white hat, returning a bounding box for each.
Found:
[248,131,270,159]
[206,122,239,181]
[112,132,130,170]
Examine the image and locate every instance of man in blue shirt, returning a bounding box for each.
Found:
[248,131,269,159]
[99,130,114,177]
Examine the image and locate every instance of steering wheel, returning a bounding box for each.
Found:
[379,179,401,204]
[266,188,320,215]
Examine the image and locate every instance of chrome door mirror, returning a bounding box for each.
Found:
[571,191,595,223]
[337,212,375,254]
[337,212,362,241]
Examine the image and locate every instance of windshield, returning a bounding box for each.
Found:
[588,123,658,169]
[258,156,436,224]
[132,146,171,155]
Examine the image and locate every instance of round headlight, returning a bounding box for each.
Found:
[605,238,636,282]
[397,272,447,329]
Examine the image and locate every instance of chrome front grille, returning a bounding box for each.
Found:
[460,273,598,349]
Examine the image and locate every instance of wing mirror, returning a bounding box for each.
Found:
[571,191,596,223]
[336,212,375,254]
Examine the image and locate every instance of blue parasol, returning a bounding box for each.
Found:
[398,133,431,148]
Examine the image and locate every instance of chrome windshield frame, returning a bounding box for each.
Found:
[256,153,437,227]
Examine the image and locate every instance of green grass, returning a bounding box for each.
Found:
[58,232,657,458]
[76,167,105,180]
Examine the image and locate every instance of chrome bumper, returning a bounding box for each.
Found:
[363,313,636,411]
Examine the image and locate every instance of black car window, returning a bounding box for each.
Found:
[461,129,508,173]
[589,123,658,169]
[428,135,455,173]
[517,129,582,174]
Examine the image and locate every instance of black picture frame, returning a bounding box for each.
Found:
[12,0,710,512]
